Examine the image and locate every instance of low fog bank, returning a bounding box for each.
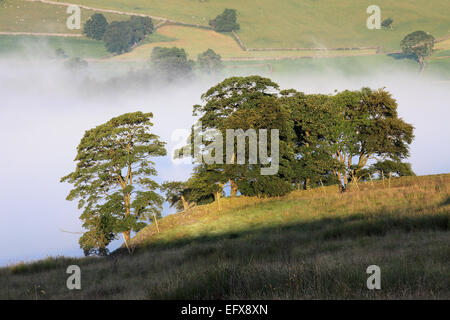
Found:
[0,55,449,266]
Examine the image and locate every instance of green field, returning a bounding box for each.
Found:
[1,174,449,299]
[0,0,143,34]
[0,34,110,58]
[55,0,450,50]
[1,0,450,71]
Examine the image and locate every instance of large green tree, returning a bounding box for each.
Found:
[184,76,294,198]
[331,88,414,186]
[161,181,191,211]
[61,112,166,255]
[282,90,343,190]
[401,30,435,72]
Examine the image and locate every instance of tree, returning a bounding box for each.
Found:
[151,46,193,79]
[197,49,223,74]
[61,112,167,255]
[238,175,292,198]
[161,181,191,211]
[103,21,133,54]
[183,76,295,198]
[282,90,343,190]
[188,164,224,205]
[209,9,240,32]
[330,88,414,187]
[371,160,415,178]
[401,31,435,72]
[129,16,154,44]
[83,13,108,40]
[381,18,393,29]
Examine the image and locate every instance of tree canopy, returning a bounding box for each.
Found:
[401,30,435,71]
[209,9,240,32]
[197,49,223,74]
[177,77,415,198]
[61,112,166,255]
[151,46,194,80]
[83,13,108,41]
[102,16,154,54]
[381,18,393,29]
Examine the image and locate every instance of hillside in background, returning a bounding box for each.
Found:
[1,0,450,78]
[2,174,449,299]
[38,0,450,50]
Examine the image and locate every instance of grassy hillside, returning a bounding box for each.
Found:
[0,0,141,34]
[106,25,378,62]
[54,0,450,50]
[1,174,449,299]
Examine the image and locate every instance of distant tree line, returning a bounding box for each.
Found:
[62,76,415,255]
[83,13,154,54]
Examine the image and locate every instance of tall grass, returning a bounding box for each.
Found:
[1,174,449,299]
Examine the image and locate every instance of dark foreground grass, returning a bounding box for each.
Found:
[1,174,449,299]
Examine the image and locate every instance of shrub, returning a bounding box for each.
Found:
[238,176,293,198]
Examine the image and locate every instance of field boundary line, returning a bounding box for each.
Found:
[24,0,177,23]
[0,31,82,37]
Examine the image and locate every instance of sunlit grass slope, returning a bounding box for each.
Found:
[1,174,449,299]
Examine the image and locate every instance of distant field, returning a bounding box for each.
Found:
[107,25,378,62]
[0,0,160,34]
[54,0,450,50]
[0,34,110,58]
[224,54,419,76]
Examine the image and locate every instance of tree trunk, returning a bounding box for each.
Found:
[419,57,425,73]
[304,178,311,190]
[230,179,238,197]
[122,230,131,253]
[215,191,222,211]
[181,195,189,211]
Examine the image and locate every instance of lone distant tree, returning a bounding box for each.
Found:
[83,13,108,40]
[197,49,223,74]
[209,9,240,32]
[401,30,435,72]
[381,18,393,29]
[61,112,167,255]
